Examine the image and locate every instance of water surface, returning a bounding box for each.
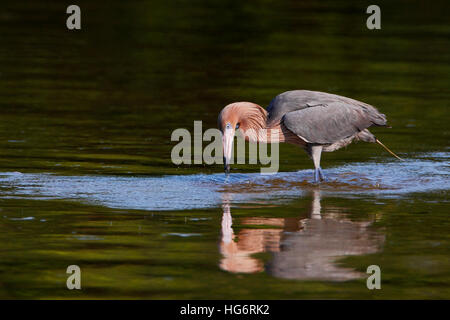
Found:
[0,0,449,299]
[0,152,448,210]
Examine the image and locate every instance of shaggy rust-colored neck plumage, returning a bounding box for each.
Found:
[218,102,305,146]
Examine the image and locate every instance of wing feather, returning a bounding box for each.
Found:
[267,90,386,144]
[267,90,386,127]
[282,101,386,144]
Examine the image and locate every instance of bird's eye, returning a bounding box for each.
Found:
[235,123,240,129]
[226,123,231,129]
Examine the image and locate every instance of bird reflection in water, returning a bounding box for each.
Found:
[219,189,384,281]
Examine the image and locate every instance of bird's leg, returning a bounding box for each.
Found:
[309,145,324,183]
[318,168,326,181]
[314,168,321,183]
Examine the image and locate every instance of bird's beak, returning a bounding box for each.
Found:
[222,128,234,174]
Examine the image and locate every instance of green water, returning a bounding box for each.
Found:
[0,0,449,299]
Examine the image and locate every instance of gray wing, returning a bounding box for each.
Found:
[281,98,387,144]
[267,90,386,128]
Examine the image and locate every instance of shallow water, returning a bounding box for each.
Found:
[0,0,449,299]
[0,152,449,210]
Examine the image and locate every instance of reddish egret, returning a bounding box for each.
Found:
[218,90,402,182]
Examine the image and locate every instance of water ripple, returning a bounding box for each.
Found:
[0,152,448,211]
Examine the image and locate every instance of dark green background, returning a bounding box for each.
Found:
[0,0,448,299]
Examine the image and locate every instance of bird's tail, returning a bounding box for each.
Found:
[376,139,404,161]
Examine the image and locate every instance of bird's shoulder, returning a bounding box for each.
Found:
[267,90,376,113]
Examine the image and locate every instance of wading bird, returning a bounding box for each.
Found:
[218,90,402,182]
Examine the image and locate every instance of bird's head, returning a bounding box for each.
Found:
[218,102,267,173]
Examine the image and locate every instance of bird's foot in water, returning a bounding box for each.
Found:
[319,168,326,181]
[314,168,326,183]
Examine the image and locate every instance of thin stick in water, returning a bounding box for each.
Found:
[376,139,404,161]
